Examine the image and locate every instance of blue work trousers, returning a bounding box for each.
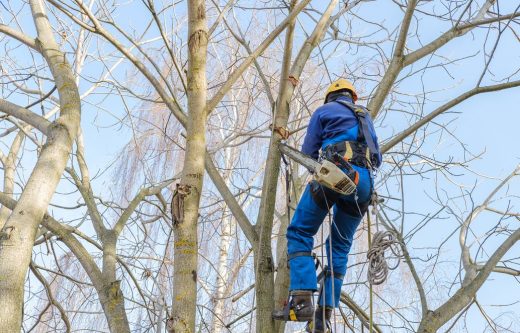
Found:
[287,166,372,307]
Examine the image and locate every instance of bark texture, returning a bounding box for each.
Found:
[0,0,80,331]
[0,132,24,229]
[168,1,208,332]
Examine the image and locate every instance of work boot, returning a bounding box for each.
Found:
[272,290,314,322]
[305,306,332,333]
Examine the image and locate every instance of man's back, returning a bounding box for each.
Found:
[302,95,360,159]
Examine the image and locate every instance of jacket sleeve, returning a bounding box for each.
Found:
[301,110,322,160]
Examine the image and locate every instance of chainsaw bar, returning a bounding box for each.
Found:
[278,143,357,195]
[278,143,320,171]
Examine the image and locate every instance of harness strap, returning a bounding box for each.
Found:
[335,100,378,156]
[287,251,313,261]
[317,265,345,281]
[287,251,318,269]
[326,141,371,169]
[283,303,294,321]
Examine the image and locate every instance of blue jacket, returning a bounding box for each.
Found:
[301,96,382,167]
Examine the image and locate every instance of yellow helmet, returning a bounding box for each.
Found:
[325,79,357,102]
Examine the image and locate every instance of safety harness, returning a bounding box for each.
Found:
[323,100,380,171]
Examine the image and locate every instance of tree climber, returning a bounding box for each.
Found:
[272,79,382,332]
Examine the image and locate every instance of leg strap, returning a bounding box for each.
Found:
[317,266,345,282]
[287,251,313,261]
[287,251,319,269]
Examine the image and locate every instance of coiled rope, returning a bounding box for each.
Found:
[367,230,402,285]
[366,194,402,332]
[366,195,402,286]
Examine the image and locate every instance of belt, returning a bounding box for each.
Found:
[324,141,372,169]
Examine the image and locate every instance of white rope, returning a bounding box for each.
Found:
[366,197,402,285]
[367,230,401,285]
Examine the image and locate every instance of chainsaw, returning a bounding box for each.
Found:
[279,143,357,195]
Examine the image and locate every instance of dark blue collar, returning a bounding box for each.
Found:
[334,95,354,104]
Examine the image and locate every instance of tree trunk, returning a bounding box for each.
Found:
[254,2,337,331]
[0,1,81,331]
[0,132,24,229]
[254,18,296,332]
[274,170,304,333]
[169,1,208,332]
[211,213,235,333]
[100,231,131,333]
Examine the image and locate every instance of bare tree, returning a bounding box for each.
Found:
[1,1,519,332]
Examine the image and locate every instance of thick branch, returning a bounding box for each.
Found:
[0,99,51,135]
[204,153,257,244]
[403,12,520,66]
[479,265,520,276]
[393,0,418,59]
[369,1,519,119]
[0,24,40,51]
[368,0,417,117]
[382,80,520,153]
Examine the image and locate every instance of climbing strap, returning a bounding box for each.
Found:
[287,251,313,261]
[313,266,336,333]
[317,265,345,282]
[287,251,319,269]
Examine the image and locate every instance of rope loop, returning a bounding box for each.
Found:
[367,230,401,285]
[367,193,402,285]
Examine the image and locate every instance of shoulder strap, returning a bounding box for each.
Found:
[335,100,378,155]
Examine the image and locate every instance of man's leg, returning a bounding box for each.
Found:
[320,203,364,308]
[305,204,363,332]
[320,168,372,308]
[287,182,329,292]
[273,182,329,322]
